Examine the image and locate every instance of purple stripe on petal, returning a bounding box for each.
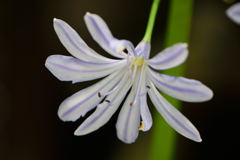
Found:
[59,55,121,66]
[61,74,121,117]
[87,15,111,45]
[162,104,197,139]
[150,72,207,96]
[78,77,131,133]
[150,47,185,66]
[48,62,115,73]
[123,106,133,142]
[73,57,120,65]
[148,84,200,141]
[55,21,88,54]
[155,94,198,139]
[79,104,110,131]
[55,21,103,60]
[233,10,240,15]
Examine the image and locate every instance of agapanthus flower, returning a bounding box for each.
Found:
[226,2,240,24]
[45,13,213,144]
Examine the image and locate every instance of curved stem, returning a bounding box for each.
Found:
[142,0,161,42]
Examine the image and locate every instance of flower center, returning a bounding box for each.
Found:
[133,57,145,66]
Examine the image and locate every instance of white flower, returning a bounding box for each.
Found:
[226,2,240,24]
[45,13,213,144]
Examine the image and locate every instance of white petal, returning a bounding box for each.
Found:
[139,66,152,131]
[53,18,114,62]
[148,82,202,142]
[148,43,188,70]
[116,94,141,144]
[74,74,132,135]
[148,69,213,102]
[84,13,135,58]
[226,2,240,25]
[116,82,141,144]
[135,41,151,59]
[58,69,125,122]
[139,94,152,132]
[45,55,126,83]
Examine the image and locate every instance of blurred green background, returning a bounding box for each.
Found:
[0,0,239,160]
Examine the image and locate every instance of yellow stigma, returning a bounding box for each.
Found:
[134,58,144,66]
[138,122,144,131]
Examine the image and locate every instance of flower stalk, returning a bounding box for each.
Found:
[142,0,161,42]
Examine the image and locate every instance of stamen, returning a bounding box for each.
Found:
[146,85,150,89]
[131,65,137,81]
[103,85,119,96]
[123,48,128,54]
[130,102,133,106]
[127,55,133,76]
[132,65,145,105]
[105,100,110,103]
[98,92,101,98]
[138,121,144,130]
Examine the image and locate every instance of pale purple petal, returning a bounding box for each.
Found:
[148,69,213,102]
[135,41,151,59]
[58,70,125,122]
[140,94,152,131]
[139,66,152,131]
[226,2,240,25]
[84,13,135,58]
[74,75,131,135]
[53,18,114,62]
[148,43,188,70]
[116,86,141,144]
[45,55,127,83]
[148,82,202,142]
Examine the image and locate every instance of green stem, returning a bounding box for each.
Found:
[142,0,161,42]
[150,0,194,160]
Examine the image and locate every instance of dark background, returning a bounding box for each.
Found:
[0,0,239,160]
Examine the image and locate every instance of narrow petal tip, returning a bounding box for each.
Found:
[45,55,55,71]
[53,18,61,24]
[85,12,95,18]
[226,2,240,24]
[205,87,214,101]
[180,43,188,48]
[122,138,137,144]
[44,55,67,82]
[73,131,79,136]
[191,130,202,143]
[85,12,93,16]
[199,85,213,102]
[196,136,202,143]
[53,18,64,29]
[57,100,80,122]
[74,128,85,136]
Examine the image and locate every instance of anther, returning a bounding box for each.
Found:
[105,100,110,103]
[138,121,144,130]
[146,85,150,89]
[130,102,133,106]
[98,92,101,98]
[123,48,128,54]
